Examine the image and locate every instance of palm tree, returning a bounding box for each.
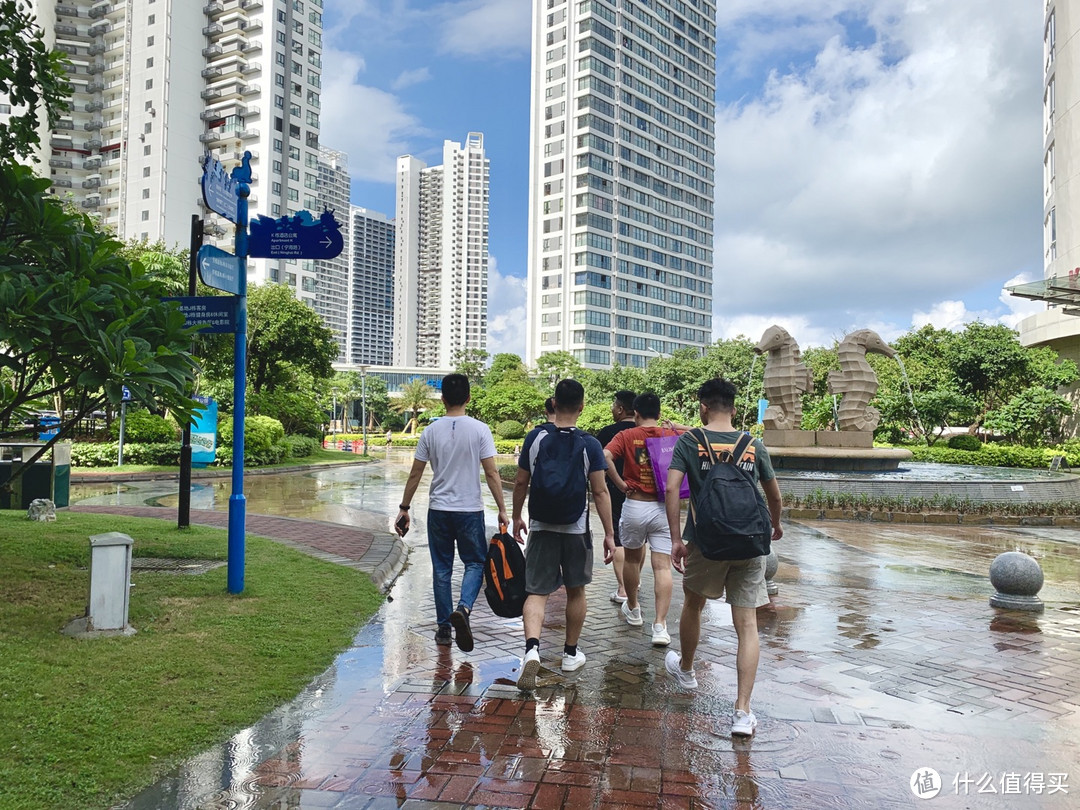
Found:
[391,379,437,435]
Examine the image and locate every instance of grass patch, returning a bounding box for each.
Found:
[0,511,383,810]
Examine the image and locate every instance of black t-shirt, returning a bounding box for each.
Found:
[596,420,636,497]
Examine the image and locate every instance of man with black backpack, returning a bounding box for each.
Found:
[664,378,783,737]
[511,378,615,690]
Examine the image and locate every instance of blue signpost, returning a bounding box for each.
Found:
[197,150,342,595]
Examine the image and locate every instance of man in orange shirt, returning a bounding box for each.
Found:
[603,393,684,646]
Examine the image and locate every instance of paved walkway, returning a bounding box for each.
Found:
[70,465,1080,809]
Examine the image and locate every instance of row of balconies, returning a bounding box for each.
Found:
[199,128,260,143]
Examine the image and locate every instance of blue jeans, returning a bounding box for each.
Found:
[427,509,488,628]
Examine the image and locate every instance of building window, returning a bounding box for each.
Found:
[143,167,151,177]
[141,210,149,221]
[147,14,155,24]
[147,36,154,46]
[145,79,153,89]
[142,188,149,199]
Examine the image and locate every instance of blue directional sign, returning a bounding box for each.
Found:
[200,153,240,223]
[197,245,244,295]
[163,296,237,333]
[121,385,132,402]
[248,210,344,259]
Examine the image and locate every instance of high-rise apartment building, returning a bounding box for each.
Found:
[347,207,395,366]
[1018,0,1080,419]
[314,147,350,357]
[18,0,326,301]
[394,134,489,368]
[525,0,716,369]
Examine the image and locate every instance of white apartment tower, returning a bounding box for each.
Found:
[394,134,490,368]
[314,146,350,357]
[348,207,395,366]
[526,0,716,369]
[21,0,326,300]
[1019,0,1080,412]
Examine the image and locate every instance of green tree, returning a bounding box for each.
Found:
[451,347,489,386]
[0,164,198,485]
[472,382,546,426]
[361,375,391,429]
[643,348,708,421]
[0,0,71,160]
[200,284,337,396]
[582,364,646,408]
[486,353,530,388]
[945,323,1030,426]
[328,371,364,430]
[535,350,584,387]
[985,386,1075,446]
[392,379,436,434]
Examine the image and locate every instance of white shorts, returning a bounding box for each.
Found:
[619,498,672,555]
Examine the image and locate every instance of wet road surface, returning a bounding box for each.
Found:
[71,455,1080,809]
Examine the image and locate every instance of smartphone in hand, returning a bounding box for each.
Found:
[395,514,409,536]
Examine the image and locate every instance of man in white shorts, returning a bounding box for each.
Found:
[603,392,684,646]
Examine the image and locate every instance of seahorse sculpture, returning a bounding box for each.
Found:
[754,325,813,431]
[828,329,897,432]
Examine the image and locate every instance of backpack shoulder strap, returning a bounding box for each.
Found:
[691,428,718,464]
[729,432,753,467]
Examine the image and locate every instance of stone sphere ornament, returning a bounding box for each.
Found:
[989,551,1044,612]
[764,548,779,596]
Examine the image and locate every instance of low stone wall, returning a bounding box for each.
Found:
[784,507,1080,527]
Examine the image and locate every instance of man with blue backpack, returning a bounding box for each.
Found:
[664,378,783,737]
[512,378,615,690]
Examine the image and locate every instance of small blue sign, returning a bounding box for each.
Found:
[190,396,218,467]
[37,415,60,441]
[163,296,237,333]
[757,398,768,425]
[122,386,133,403]
[198,245,244,295]
[200,153,240,223]
[248,210,344,259]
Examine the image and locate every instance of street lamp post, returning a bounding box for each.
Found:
[359,365,369,456]
[331,392,337,446]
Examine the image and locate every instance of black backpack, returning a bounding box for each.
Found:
[688,429,771,561]
[528,426,589,525]
[484,530,527,618]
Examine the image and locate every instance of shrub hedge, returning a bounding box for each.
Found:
[905,442,1080,469]
[109,410,177,444]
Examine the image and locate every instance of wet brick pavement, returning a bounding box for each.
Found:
[73,463,1080,809]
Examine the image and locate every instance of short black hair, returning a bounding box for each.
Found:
[544,396,556,415]
[441,373,470,407]
[633,392,661,420]
[698,378,737,414]
[554,378,585,412]
[613,390,636,413]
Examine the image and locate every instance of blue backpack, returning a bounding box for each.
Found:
[528,426,589,525]
[688,430,772,560]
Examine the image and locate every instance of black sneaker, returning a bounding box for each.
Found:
[449,608,474,652]
[435,625,452,646]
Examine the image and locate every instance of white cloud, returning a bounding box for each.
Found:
[391,67,432,91]
[711,0,1041,338]
[319,50,428,184]
[485,255,527,358]
[438,0,530,58]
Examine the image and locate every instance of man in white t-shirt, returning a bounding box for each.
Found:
[396,374,509,651]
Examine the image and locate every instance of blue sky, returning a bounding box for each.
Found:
[320,0,1047,357]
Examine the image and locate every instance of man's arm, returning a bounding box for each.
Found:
[589,469,616,564]
[480,455,510,530]
[395,458,428,536]
[665,467,687,573]
[511,467,530,544]
[761,477,783,541]
[603,448,630,493]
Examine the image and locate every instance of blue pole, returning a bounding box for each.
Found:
[228,180,250,594]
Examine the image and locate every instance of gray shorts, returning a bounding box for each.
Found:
[682,544,768,608]
[525,529,594,594]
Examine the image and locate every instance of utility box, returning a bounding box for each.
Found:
[88,532,134,632]
[0,442,71,509]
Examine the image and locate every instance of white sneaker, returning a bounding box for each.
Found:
[732,709,758,737]
[609,589,628,604]
[561,649,587,672]
[621,601,643,626]
[651,623,671,646]
[517,647,541,690]
[664,650,697,690]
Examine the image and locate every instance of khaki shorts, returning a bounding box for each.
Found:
[682,544,768,608]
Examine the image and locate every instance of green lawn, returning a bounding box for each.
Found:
[0,511,383,810]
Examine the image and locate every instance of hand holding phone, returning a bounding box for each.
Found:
[395,513,410,537]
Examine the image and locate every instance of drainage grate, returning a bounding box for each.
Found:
[131,557,226,575]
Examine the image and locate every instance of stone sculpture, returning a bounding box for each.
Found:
[828,329,897,432]
[754,325,813,431]
[27,498,56,522]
